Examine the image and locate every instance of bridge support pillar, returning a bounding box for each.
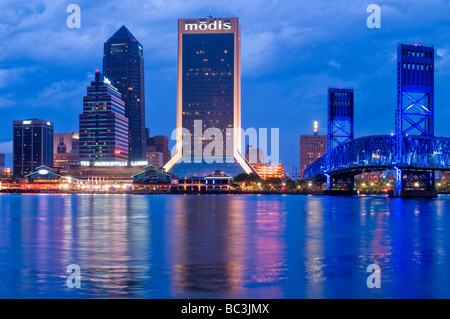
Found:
[392,169,438,198]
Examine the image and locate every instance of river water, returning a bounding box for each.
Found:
[0,193,449,298]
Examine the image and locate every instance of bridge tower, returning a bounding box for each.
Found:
[327,87,355,192]
[395,43,436,197]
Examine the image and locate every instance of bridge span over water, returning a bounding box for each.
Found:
[304,134,450,197]
[303,43,450,197]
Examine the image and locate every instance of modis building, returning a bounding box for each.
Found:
[164,17,255,178]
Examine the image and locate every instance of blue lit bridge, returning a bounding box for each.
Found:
[304,135,450,196]
[303,43,450,197]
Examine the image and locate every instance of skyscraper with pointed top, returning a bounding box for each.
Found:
[103,25,146,161]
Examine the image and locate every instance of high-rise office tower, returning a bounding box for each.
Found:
[103,25,146,161]
[79,71,129,162]
[13,119,54,177]
[164,17,254,177]
[299,122,327,179]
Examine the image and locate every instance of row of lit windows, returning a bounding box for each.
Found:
[402,63,432,71]
[332,101,351,107]
[402,49,432,58]
[185,72,232,77]
[183,111,232,115]
[331,92,352,97]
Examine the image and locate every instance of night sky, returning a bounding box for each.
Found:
[1,0,450,173]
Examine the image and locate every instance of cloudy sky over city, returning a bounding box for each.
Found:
[1,0,450,171]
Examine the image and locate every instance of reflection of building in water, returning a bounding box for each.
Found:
[167,196,287,298]
[250,200,286,288]
[60,196,151,297]
[168,196,246,296]
[303,199,326,298]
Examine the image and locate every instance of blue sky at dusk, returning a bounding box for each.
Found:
[1,0,450,172]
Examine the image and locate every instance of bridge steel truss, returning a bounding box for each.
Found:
[303,135,450,194]
[327,87,355,190]
[395,43,435,196]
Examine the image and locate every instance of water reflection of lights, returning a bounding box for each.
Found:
[60,195,151,297]
[168,196,287,298]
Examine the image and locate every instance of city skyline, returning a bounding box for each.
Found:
[2,1,450,302]
[2,1,450,172]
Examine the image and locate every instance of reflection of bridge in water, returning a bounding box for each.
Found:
[303,43,450,197]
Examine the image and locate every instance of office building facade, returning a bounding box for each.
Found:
[147,135,170,166]
[245,145,264,164]
[103,25,146,161]
[164,17,254,177]
[54,132,80,168]
[299,134,327,179]
[79,71,129,162]
[146,151,164,167]
[13,119,54,177]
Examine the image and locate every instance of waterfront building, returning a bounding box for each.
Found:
[171,170,232,193]
[163,17,255,178]
[15,164,171,193]
[22,165,74,191]
[132,165,172,191]
[103,25,146,161]
[0,153,4,169]
[251,163,285,180]
[79,71,129,163]
[13,119,54,177]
